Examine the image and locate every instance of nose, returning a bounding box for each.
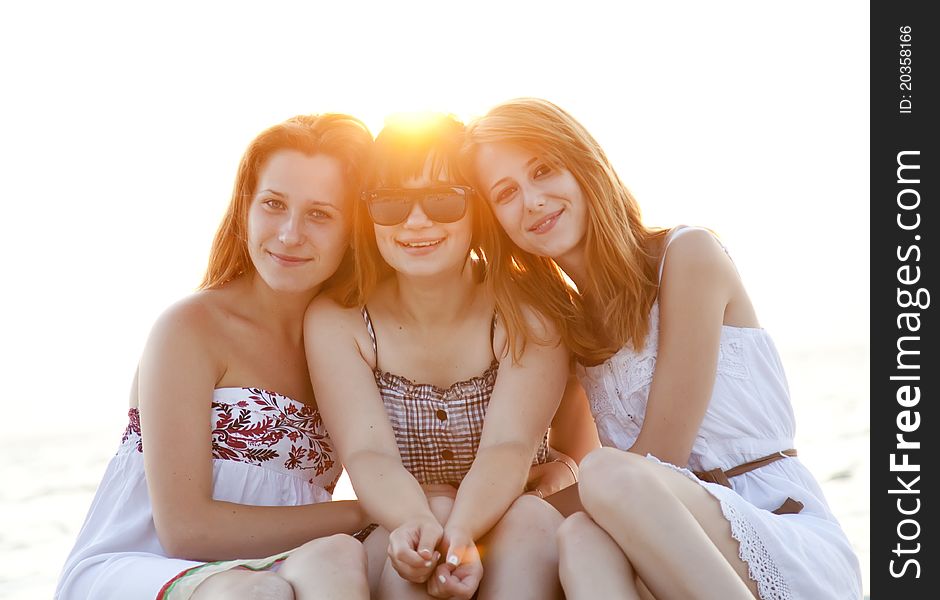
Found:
[278,213,306,246]
[403,200,432,228]
[523,188,547,213]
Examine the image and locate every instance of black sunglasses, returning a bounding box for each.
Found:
[361,185,473,226]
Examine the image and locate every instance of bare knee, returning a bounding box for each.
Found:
[280,534,367,577]
[499,493,564,534]
[579,449,661,515]
[195,570,295,600]
[482,494,563,566]
[579,447,636,482]
[246,572,294,600]
[556,511,597,555]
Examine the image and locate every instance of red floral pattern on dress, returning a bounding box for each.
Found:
[119,388,339,493]
[212,388,337,490]
[121,408,143,453]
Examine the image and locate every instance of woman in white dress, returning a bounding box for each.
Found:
[56,114,377,600]
[461,98,863,599]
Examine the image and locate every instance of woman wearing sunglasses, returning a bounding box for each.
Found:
[305,114,576,599]
[56,115,377,600]
[461,98,862,599]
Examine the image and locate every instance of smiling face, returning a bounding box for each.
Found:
[473,141,588,263]
[371,157,473,280]
[246,149,350,294]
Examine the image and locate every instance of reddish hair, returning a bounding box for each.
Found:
[462,98,667,363]
[200,114,373,291]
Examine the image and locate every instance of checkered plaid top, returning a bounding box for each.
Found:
[363,307,550,486]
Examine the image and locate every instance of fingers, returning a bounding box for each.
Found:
[448,571,483,599]
[427,563,456,598]
[417,520,442,562]
[387,521,442,583]
[442,534,471,569]
[428,559,483,599]
[429,533,483,600]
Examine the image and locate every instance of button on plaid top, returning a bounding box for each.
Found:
[363,308,550,486]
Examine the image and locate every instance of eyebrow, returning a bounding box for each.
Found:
[255,189,338,209]
[489,157,539,193]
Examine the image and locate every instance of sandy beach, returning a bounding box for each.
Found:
[0,343,869,599]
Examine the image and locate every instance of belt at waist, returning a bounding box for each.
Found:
[693,449,803,515]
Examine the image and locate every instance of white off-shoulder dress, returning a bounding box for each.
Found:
[576,227,862,599]
[56,387,342,600]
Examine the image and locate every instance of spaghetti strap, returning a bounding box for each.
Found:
[361,306,378,368]
[657,226,731,284]
[489,313,498,360]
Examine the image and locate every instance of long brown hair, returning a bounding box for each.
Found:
[462,98,667,363]
[200,114,373,292]
[349,114,571,362]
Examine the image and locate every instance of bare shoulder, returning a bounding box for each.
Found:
[494,301,562,363]
[136,291,228,409]
[147,291,224,350]
[660,227,738,287]
[517,302,560,341]
[305,294,361,330]
[304,293,369,353]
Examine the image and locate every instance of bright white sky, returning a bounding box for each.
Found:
[0,1,869,435]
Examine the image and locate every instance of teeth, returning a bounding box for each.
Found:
[532,211,560,232]
[401,240,441,248]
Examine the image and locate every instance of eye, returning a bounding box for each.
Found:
[308,209,333,221]
[533,163,552,178]
[494,185,517,204]
[262,198,285,210]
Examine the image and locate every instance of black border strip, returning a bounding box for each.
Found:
[872,2,936,597]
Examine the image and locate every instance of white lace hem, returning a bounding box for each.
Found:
[643,454,792,600]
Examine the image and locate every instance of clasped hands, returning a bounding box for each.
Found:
[387,486,481,599]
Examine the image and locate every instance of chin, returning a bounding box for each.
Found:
[399,259,459,278]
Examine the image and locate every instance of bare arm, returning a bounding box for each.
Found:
[139,299,367,562]
[304,297,436,531]
[629,229,739,466]
[526,379,598,498]
[550,372,601,463]
[305,297,443,583]
[444,309,569,543]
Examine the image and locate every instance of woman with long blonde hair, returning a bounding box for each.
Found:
[462,98,862,599]
[57,114,377,600]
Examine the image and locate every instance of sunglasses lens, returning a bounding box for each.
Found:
[368,194,412,226]
[424,190,467,223]
[365,187,471,225]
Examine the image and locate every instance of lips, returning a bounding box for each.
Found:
[527,209,563,234]
[397,238,444,249]
[268,251,313,266]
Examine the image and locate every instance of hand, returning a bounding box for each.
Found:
[427,528,483,599]
[387,517,443,584]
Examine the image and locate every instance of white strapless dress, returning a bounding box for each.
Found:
[56,387,342,600]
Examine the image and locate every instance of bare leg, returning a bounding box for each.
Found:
[476,494,564,600]
[579,448,758,600]
[557,511,647,599]
[376,556,436,600]
[363,526,391,598]
[191,570,294,600]
[278,534,369,600]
